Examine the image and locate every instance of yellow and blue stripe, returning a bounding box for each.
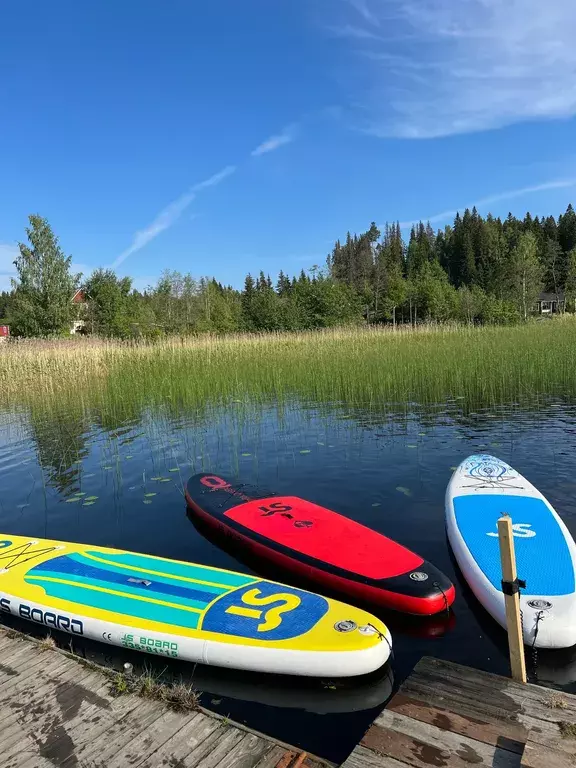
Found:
[24,551,256,631]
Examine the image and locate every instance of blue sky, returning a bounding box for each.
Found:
[1,0,576,292]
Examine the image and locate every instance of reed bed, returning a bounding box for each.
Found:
[1,320,575,416]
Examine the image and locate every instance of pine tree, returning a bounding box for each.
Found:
[558,204,576,255]
[11,214,80,336]
[276,270,291,296]
[241,274,256,330]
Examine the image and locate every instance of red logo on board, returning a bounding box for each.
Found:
[200,476,230,490]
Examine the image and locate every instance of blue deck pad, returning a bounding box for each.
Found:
[202,581,329,641]
[453,495,575,596]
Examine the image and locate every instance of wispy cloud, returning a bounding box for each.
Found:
[398,178,576,228]
[251,125,297,157]
[112,165,236,268]
[332,0,576,138]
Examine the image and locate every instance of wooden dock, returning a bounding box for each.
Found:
[3,625,576,768]
[343,656,576,768]
[0,628,328,768]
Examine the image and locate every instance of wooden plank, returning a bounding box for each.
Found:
[521,742,574,768]
[0,642,40,667]
[0,664,103,740]
[365,710,520,768]
[184,727,244,768]
[105,709,198,768]
[0,643,39,672]
[413,657,576,712]
[0,633,307,768]
[498,515,527,683]
[0,656,74,714]
[0,668,111,765]
[342,744,409,768]
[386,693,526,754]
[59,699,167,766]
[0,649,48,685]
[404,662,576,727]
[14,689,143,768]
[135,714,223,768]
[210,732,274,768]
[1,752,57,768]
[252,746,292,768]
[400,677,525,730]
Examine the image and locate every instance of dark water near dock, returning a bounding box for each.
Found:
[2,398,576,760]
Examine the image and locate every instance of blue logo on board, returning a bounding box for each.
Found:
[201,581,328,641]
[0,541,12,549]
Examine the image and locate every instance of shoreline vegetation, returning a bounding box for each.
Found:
[2,319,576,414]
[2,204,576,340]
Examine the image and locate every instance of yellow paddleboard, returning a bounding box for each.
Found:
[0,535,391,676]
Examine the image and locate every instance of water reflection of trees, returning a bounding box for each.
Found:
[28,404,92,494]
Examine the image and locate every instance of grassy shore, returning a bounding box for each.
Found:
[1,320,575,416]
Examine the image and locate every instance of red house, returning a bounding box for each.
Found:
[72,289,86,304]
[0,325,9,342]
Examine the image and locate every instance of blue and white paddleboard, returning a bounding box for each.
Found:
[446,455,576,649]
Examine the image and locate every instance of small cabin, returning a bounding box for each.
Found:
[535,292,566,315]
[70,289,88,334]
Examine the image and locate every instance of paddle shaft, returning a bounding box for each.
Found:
[498,515,527,684]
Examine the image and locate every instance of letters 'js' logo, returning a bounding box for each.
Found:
[201,581,328,641]
[486,523,536,538]
[224,589,301,632]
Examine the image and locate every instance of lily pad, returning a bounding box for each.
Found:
[159,478,171,483]
[143,499,153,505]
[406,444,417,449]
[66,497,82,503]
[490,442,501,448]
[150,476,163,481]
[85,496,99,501]
[396,486,413,497]
[144,493,157,498]
[84,473,96,478]
[125,455,133,460]
[317,442,325,446]
[371,502,381,507]
[241,453,252,457]
[76,492,86,497]
[82,501,96,507]
[299,450,311,455]
[168,468,179,472]
[103,466,113,470]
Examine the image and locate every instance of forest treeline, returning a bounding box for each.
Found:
[2,205,576,337]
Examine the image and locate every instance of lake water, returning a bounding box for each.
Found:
[2,397,576,761]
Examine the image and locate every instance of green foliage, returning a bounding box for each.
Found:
[5,203,576,339]
[507,232,543,321]
[84,269,133,337]
[11,215,79,336]
[0,291,14,323]
[564,248,576,313]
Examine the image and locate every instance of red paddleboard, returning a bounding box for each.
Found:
[186,474,455,616]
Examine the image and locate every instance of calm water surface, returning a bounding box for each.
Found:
[1,398,576,760]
